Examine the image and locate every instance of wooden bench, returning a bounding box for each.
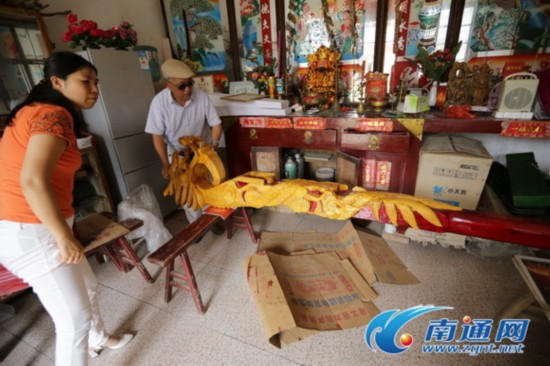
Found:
[147,207,257,314]
[77,212,153,283]
[148,214,220,314]
[226,207,257,243]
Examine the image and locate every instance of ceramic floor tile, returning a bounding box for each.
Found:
[188,266,251,333]
[186,231,230,267]
[222,297,314,363]
[0,327,53,366]
[91,310,222,365]
[1,294,55,354]
[305,327,383,365]
[208,230,259,273]
[207,333,302,366]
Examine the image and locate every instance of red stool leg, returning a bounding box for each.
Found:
[165,259,175,302]
[239,207,257,244]
[226,207,257,244]
[115,237,154,283]
[226,208,235,240]
[178,252,205,314]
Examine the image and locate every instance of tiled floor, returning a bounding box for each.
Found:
[1,208,549,365]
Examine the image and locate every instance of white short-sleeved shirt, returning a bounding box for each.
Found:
[145,87,221,152]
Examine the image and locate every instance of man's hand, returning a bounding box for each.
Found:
[161,163,170,179]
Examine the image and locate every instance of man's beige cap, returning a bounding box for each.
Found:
[161,59,195,79]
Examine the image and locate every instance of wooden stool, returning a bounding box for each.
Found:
[77,212,153,283]
[226,207,257,244]
[148,214,220,314]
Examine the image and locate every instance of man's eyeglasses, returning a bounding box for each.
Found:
[167,80,194,90]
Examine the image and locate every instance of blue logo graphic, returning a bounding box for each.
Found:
[365,305,452,354]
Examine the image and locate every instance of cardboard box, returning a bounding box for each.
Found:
[414,135,493,210]
[244,221,418,348]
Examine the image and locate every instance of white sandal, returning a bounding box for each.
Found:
[89,333,134,358]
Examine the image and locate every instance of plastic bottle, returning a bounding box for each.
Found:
[295,153,304,179]
[276,78,284,98]
[284,156,297,179]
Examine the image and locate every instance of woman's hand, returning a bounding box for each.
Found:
[57,236,85,264]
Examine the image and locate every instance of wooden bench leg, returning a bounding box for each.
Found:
[164,259,175,302]
[114,237,154,283]
[226,207,257,244]
[179,252,205,314]
[163,252,205,314]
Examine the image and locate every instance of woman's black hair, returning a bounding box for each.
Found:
[5,51,97,137]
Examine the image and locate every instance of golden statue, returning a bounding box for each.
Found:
[301,45,341,110]
[164,137,461,229]
[446,62,472,106]
[471,63,493,106]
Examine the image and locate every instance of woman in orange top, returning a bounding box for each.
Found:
[0,52,132,365]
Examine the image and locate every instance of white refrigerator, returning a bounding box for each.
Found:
[79,48,177,216]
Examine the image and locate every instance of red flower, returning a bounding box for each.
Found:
[89,29,103,37]
[79,20,97,32]
[62,14,138,50]
[62,30,72,42]
[69,24,84,35]
[103,29,116,38]
[67,13,78,24]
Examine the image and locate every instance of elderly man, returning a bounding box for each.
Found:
[145,59,223,230]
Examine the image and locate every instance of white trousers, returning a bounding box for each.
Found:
[0,218,108,366]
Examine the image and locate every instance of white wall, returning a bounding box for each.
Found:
[43,0,168,61]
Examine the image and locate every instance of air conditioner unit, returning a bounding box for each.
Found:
[492,72,539,119]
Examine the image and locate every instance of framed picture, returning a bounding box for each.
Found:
[250,147,281,180]
[233,0,286,77]
[192,75,214,94]
[513,255,550,320]
[229,80,258,95]
[284,0,374,67]
[160,0,232,75]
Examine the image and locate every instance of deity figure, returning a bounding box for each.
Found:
[302,45,341,110]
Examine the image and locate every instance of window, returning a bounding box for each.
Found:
[0,7,51,117]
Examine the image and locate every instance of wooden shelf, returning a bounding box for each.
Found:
[224,115,550,249]
[75,145,114,218]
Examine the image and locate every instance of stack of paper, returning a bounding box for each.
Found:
[208,93,292,116]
